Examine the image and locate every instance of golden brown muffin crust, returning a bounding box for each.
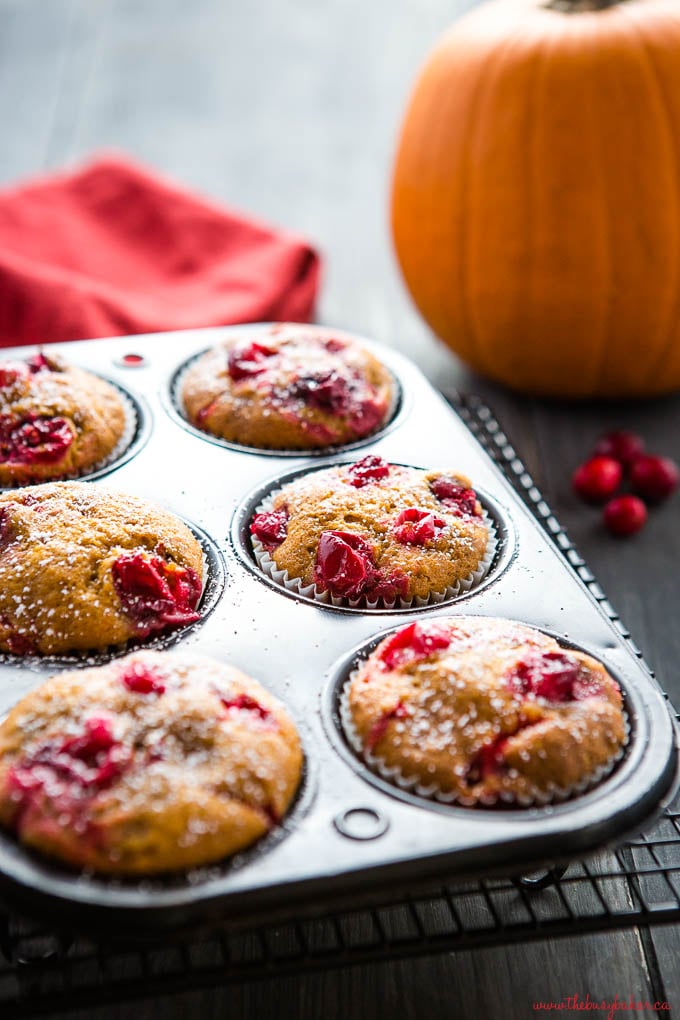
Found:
[0,482,204,656]
[0,650,303,874]
[347,617,627,803]
[181,324,395,450]
[0,351,127,485]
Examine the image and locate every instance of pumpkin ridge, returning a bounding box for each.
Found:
[623,10,680,389]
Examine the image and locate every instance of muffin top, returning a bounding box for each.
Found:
[347,617,627,805]
[0,351,128,486]
[0,650,302,874]
[0,482,204,656]
[181,324,395,450]
[250,457,490,604]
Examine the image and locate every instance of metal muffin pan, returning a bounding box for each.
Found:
[0,324,676,938]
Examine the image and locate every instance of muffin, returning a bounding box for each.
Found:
[180,324,395,450]
[0,350,128,486]
[345,617,627,805]
[250,457,491,604]
[0,650,303,874]
[0,482,204,656]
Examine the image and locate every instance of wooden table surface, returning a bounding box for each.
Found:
[1,0,679,1016]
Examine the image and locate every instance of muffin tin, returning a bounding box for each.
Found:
[0,324,676,937]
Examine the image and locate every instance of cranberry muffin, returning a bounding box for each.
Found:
[0,651,302,874]
[250,457,490,604]
[0,482,204,656]
[0,351,128,486]
[180,324,395,450]
[346,618,627,804]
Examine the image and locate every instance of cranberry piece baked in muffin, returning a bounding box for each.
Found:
[346,617,627,804]
[0,482,204,655]
[249,458,490,604]
[180,324,395,450]
[0,351,128,485]
[0,651,302,874]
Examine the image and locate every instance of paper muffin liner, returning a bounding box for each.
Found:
[0,384,139,490]
[338,671,631,808]
[170,345,401,454]
[250,487,498,610]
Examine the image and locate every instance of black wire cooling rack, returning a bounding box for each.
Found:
[1,391,679,1018]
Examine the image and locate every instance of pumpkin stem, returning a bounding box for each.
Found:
[546,0,625,11]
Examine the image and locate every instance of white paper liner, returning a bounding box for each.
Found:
[251,486,498,610]
[0,385,138,489]
[338,671,631,808]
[171,348,400,453]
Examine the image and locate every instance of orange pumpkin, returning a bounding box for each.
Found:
[391,0,680,398]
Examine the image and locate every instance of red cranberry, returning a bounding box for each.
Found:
[347,396,385,437]
[572,456,623,503]
[26,353,52,374]
[292,370,353,414]
[250,509,289,548]
[471,733,511,780]
[112,552,202,636]
[323,337,347,353]
[429,476,480,516]
[219,692,275,728]
[365,701,409,751]
[7,717,129,835]
[227,341,277,382]
[603,495,648,537]
[121,663,166,695]
[630,454,680,503]
[380,621,451,671]
[314,531,374,598]
[347,455,391,487]
[0,362,28,390]
[392,507,445,545]
[508,650,582,702]
[593,430,645,468]
[0,415,73,466]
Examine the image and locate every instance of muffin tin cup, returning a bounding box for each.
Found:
[0,377,149,490]
[0,519,226,669]
[166,340,405,458]
[336,655,631,810]
[250,488,498,611]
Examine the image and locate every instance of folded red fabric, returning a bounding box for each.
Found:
[0,155,321,347]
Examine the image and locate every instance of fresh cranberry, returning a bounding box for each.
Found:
[507,650,604,702]
[630,454,680,503]
[348,396,386,437]
[292,370,353,414]
[0,362,28,390]
[250,509,289,549]
[26,353,52,374]
[603,494,648,537]
[593,430,645,468]
[380,621,451,671]
[219,693,276,729]
[323,337,347,353]
[121,662,166,695]
[471,733,511,780]
[365,701,409,751]
[429,476,480,516]
[6,717,129,835]
[227,341,277,382]
[366,570,410,602]
[392,507,445,545]
[314,531,374,598]
[112,552,202,636]
[0,415,73,466]
[347,455,391,488]
[572,456,623,503]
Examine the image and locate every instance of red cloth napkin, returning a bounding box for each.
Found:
[0,155,321,347]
